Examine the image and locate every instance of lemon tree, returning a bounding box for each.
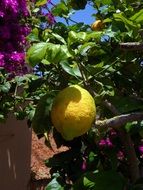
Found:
[26,0,143,189]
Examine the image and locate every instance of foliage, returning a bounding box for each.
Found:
[1,0,143,189]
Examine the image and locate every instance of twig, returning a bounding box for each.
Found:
[119,42,143,51]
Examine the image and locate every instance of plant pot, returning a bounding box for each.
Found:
[0,115,32,190]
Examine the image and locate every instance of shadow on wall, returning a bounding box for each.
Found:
[0,115,32,190]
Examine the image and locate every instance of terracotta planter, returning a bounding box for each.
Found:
[0,115,32,190]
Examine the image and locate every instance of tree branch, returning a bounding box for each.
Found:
[95,112,143,131]
[96,110,142,183]
[119,42,143,51]
[88,86,141,182]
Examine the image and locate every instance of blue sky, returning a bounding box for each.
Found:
[51,0,96,25]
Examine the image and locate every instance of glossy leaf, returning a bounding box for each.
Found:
[52,33,67,44]
[113,12,138,31]
[68,31,87,45]
[45,177,64,190]
[0,82,11,93]
[130,9,143,24]
[60,60,82,78]
[74,170,125,190]
[32,93,54,134]
[46,43,72,63]
[26,42,48,67]
[35,0,47,6]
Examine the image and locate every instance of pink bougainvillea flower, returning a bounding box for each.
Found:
[138,145,143,154]
[0,53,5,67]
[81,159,87,171]
[0,0,30,76]
[117,151,125,161]
[46,12,56,25]
[98,138,113,149]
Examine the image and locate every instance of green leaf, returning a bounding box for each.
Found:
[68,31,87,45]
[78,42,96,56]
[103,85,115,96]
[132,183,143,190]
[74,170,125,190]
[45,177,64,190]
[0,114,5,122]
[26,28,39,42]
[102,0,112,5]
[26,42,48,67]
[32,93,54,134]
[130,9,143,24]
[35,0,47,6]
[113,12,138,31]
[41,59,51,65]
[0,82,11,93]
[109,97,143,113]
[45,149,77,167]
[70,0,87,10]
[46,43,72,63]
[86,31,103,41]
[52,33,67,44]
[60,60,81,78]
[52,2,69,17]
[139,122,143,137]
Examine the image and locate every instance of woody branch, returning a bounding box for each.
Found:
[95,112,143,131]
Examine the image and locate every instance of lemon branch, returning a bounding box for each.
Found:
[119,42,143,51]
[95,104,142,183]
[95,112,143,131]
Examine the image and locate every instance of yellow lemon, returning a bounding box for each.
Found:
[51,85,96,141]
[91,20,104,31]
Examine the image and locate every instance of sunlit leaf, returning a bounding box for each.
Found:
[60,60,81,78]
[46,43,72,63]
[26,42,48,67]
[113,12,138,31]
[68,31,87,45]
[45,177,64,190]
[130,9,143,24]
[35,0,47,6]
[52,33,67,44]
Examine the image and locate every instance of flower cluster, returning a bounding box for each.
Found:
[38,1,56,30]
[0,0,30,76]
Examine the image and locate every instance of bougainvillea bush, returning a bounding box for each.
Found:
[0,0,55,121]
[0,0,30,76]
[1,0,143,189]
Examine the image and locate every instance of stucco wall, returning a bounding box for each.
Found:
[0,116,32,190]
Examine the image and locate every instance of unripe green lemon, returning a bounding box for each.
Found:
[51,85,96,141]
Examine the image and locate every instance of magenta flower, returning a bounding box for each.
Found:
[81,159,87,171]
[106,137,113,147]
[98,137,113,149]
[138,145,143,154]
[10,52,25,62]
[109,129,117,139]
[117,151,125,161]
[99,139,106,148]
[0,11,4,17]
[46,12,56,25]
[0,25,11,40]
[0,53,5,67]
[0,0,30,77]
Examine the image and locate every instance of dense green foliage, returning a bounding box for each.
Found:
[1,0,143,189]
